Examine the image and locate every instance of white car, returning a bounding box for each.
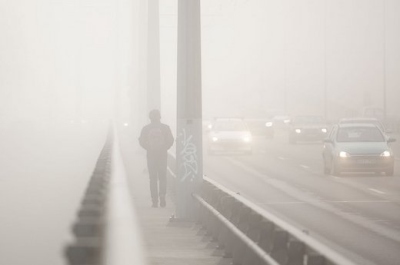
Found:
[208,118,253,155]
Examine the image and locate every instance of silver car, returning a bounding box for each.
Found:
[323,123,396,176]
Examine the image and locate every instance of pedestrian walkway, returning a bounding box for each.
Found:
[118,133,231,265]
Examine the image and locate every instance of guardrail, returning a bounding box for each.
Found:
[167,152,356,265]
[65,126,146,265]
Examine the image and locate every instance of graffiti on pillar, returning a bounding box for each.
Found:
[178,128,198,182]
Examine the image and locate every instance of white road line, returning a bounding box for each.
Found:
[300,165,310,169]
[277,156,286,160]
[261,201,306,205]
[327,200,390,203]
[263,200,390,205]
[369,188,385,195]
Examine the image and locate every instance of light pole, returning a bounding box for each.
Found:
[382,0,387,123]
[323,0,328,121]
[147,0,161,112]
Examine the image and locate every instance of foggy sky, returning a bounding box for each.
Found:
[1,0,399,123]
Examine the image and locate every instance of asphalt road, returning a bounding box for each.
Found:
[0,121,108,265]
[203,131,400,265]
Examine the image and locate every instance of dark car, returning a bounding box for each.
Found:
[244,118,274,139]
[288,115,328,144]
[322,123,396,176]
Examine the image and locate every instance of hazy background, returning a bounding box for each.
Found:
[1,0,399,127]
[0,1,399,264]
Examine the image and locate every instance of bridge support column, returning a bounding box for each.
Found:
[175,0,203,220]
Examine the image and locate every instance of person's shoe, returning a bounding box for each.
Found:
[160,199,166,208]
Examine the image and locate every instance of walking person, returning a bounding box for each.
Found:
[139,109,174,208]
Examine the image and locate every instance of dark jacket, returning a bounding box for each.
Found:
[139,121,174,156]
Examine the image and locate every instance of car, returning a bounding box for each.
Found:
[322,123,396,176]
[288,115,328,144]
[207,118,253,155]
[271,115,291,130]
[244,118,274,139]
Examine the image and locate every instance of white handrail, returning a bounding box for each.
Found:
[103,127,147,265]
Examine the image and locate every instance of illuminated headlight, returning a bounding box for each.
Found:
[212,136,218,142]
[123,122,129,127]
[380,151,392,157]
[321,128,327,133]
[208,124,213,129]
[339,151,350,158]
[295,129,302,134]
[243,135,252,142]
[284,119,291,124]
[265,122,273,127]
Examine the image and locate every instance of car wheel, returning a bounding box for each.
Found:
[330,160,341,176]
[385,168,394,176]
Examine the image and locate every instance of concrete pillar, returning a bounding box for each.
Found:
[175,0,203,220]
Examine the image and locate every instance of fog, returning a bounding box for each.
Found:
[0,0,400,264]
[1,0,399,124]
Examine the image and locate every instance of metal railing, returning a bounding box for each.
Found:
[65,126,146,265]
[167,152,356,265]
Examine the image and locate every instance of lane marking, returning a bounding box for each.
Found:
[327,200,390,203]
[277,156,286,160]
[262,200,390,205]
[300,165,310,170]
[261,201,306,205]
[369,188,385,195]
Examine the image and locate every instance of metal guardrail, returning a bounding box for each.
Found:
[167,152,357,265]
[65,126,146,265]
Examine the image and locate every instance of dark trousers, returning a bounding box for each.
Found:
[147,153,167,204]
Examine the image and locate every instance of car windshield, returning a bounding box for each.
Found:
[214,121,247,131]
[293,116,323,124]
[337,127,385,142]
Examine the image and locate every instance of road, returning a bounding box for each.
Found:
[0,120,108,265]
[204,131,400,265]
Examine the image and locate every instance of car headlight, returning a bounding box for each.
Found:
[123,122,129,127]
[339,151,350,158]
[380,151,392,157]
[243,135,252,142]
[284,119,291,124]
[212,136,218,142]
[321,128,327,133]
[295,129,301,134]
[265,122,273,127]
